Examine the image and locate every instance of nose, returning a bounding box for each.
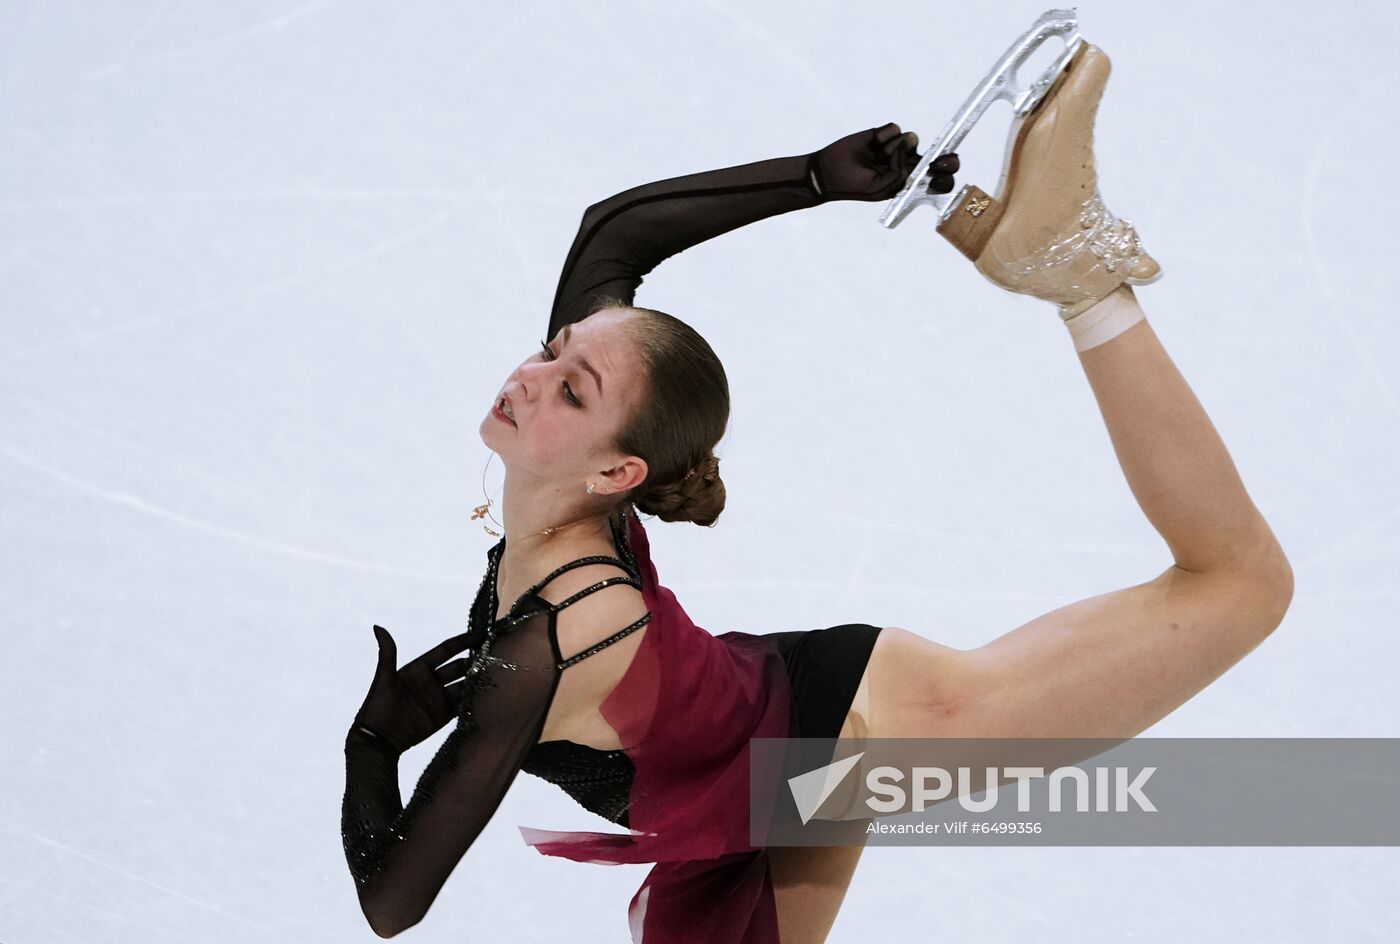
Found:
[512,362,544,402]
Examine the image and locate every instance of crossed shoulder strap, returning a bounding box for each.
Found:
[502,554,651,671]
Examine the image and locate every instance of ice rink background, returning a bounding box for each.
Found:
[3,1,1397,941]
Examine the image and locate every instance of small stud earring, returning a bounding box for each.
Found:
[586,483,595,495]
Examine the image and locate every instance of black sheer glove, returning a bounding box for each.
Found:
[348,624,474,755]
[341,606,561,935]
[546,125,960,334]
[807,122,959,203]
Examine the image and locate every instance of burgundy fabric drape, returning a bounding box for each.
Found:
[519,512,797,942]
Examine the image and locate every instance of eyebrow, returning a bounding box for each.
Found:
[560,323,603,396]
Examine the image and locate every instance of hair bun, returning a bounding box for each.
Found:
[640,452,725,527]
[685,452,719,484]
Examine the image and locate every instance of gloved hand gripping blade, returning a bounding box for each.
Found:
[879,8,1084,230]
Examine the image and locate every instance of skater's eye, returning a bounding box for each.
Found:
[538,339,584,408]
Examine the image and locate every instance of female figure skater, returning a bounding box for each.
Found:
[341,43,1292,943]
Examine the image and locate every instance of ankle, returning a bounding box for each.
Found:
[1059,285,1144,352]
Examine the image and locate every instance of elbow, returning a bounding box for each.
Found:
[365,911,418,940]
[360,893,423,939]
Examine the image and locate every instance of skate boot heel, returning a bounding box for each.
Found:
[936,184,1006,263]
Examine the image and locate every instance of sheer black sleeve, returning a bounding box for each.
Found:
[546,151,825,338]
[340,604,559,938]
[545,122,947,338]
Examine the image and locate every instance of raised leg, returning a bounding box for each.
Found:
[860,288,1293,744]
[1072,286,1286,573]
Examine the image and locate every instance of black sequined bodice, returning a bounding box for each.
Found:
[521,739,634,827]
[470,512,643,828]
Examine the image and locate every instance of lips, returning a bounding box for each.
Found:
[494,394,516,426]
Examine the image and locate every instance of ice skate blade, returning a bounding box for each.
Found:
[878,8,1083,231]
[937,40,1090,263]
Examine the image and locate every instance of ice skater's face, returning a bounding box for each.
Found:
[481,308,648,491]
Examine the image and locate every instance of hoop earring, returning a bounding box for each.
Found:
[470,452,504,538]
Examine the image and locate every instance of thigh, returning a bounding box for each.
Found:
[766,626,963,944]
[769,842,867,944]
[856,626,967,742]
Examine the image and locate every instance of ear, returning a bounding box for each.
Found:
[599,455,648,494]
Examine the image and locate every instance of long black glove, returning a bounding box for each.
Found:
[340,611,561,936]
[546,123,959,336]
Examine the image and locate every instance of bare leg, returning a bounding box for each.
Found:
[1072,286,1289,576]
[860,286,1294,744]
[769,845,865,944]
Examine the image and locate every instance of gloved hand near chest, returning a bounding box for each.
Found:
[347,624,475,755]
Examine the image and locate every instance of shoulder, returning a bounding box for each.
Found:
[536,561,650,669]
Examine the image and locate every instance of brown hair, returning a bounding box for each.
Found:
[587,295,729,527]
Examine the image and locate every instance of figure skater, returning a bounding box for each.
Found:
[341,42,1292,943]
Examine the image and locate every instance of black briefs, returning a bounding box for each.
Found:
[765,623,883,741]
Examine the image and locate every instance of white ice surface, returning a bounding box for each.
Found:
[2,1,1397,941]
